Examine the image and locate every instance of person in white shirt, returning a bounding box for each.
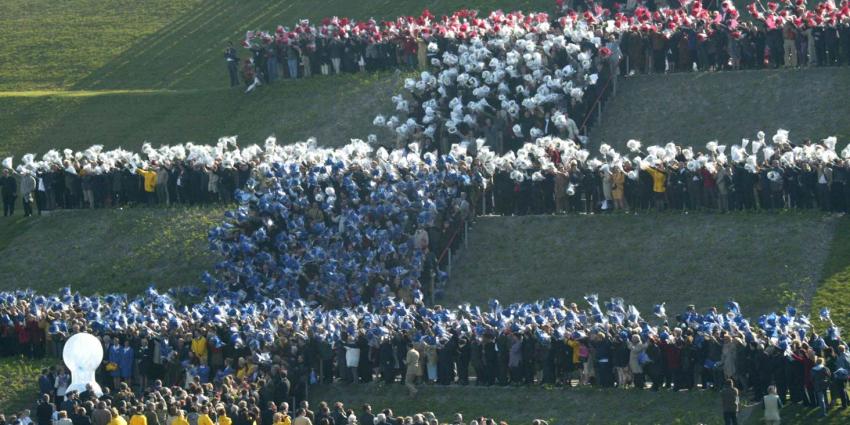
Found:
[53,411,73,425]
[762,385,783,425]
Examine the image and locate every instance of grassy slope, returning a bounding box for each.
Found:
[811,218,850,333]
[0,0,554,158]
[0,357,55,414]
[308,382,850,425]
[1,0,555,92]
[446,213,836,316]
[0,71,402,158]
[0,206,224,294]
[590,68,850,152]
[309,383,723,425]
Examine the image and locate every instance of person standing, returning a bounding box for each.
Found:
[129,407,148,425]
[721,379,740,425]
[763,385,783,425]
[225,42,240,87]
[831,344,850,408]
[812,357,832,417]
[291,410,311,425]
[20,170,36,217]
[1,168,16,216]
[286,40,301,80]
[783,21,798,68]
[137,166,158,206]
[156,165,170,206]
[405,344,420,396]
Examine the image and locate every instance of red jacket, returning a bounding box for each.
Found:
[661,340,682,370]
[700,169,716,189]
[16,323,30,344]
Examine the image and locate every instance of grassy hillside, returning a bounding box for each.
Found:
[1,0,555,92]
[0,206,223,294]
[0,357,54,414]
[0,71,401,158]
[591,68,850,152]
[308,382,850,425]
[446,213,837,316]
[309,383,725,425]
[0,0,555,158]
[811,218,850,334]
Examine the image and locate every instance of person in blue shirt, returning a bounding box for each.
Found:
[119,340,135,385]
[108,340,123,389]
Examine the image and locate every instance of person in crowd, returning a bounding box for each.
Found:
[225,42,240,87]
[762,385,783,425]
[721,379,739,425]
[1,168,16,216]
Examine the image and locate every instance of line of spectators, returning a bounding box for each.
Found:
[1,289,848,422]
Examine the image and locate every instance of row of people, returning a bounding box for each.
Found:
[1,289,846,404]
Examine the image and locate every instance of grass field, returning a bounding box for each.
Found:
[0,206,223,294]
[811,218,850,333]
[446,213,838,317]
[0,71,402,158]
[0,0,554,158]
[309,382,726,425]
[307,382,850,425]
[590,67,850,152]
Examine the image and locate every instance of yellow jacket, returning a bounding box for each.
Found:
[198,415,213,425]
[567,339,582,365]
[109,417,128,425]
[171,417,189,425]
[138,169,158,193]
[129,415,147,425]
[191,336,208,360]
[217,416,232,425]
[274,416,291,425]
[645,167,667,193]
[237,363,256,380]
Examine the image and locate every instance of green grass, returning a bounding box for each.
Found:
[812,218,850,333]
[309,381,850,424]
[0,357,55,414]
[0,0,556,92]
[0,71,402,158]
[0,0,556,158]
[591,68,850,152]
[0,206,224,295]
[308,382,726,425]
[446,213,838,316]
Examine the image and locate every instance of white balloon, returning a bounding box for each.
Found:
[63,332,104,396]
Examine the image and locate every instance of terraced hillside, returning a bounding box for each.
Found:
[590,67,850,152]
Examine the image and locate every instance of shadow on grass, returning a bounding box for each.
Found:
[811,217,850,333]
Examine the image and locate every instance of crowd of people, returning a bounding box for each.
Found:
[0,143,254,217]
[205,138,473,307]
[4,129,850,305]
[487,132,850,215]
[1,288,848,423]
[227,1,850,94]
[4,2,850,424]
